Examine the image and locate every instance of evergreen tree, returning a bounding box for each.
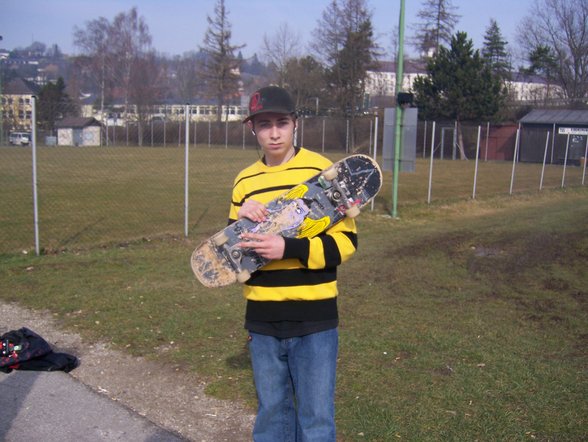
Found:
[413,32,505,158]
[199,0,244,123]
[525,45,558,80]
[482,19,511,80]
[38,77,76,133]
[521,44,559,104]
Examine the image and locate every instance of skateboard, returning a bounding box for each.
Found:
[191,154,382,288]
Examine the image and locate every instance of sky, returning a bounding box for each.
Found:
[1,0,535,62]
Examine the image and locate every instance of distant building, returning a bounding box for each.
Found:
[55,117,102,146]
[365,60,561,106]
[1,77,38,131]
[79,98,247,125]
[365,60,427,103]
[506,72,564,104]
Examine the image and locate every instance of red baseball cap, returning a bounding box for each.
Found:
[243,86,296,123]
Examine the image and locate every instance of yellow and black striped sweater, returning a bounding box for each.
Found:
[229,148,357,336]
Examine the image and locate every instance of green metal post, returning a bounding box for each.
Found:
[392,0,405,218]
[0,35,3,146]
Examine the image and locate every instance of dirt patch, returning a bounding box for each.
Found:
[0,301,254,441]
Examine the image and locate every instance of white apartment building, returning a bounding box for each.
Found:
[365,60,560,103]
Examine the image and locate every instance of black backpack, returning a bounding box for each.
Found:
[1,327,78,373]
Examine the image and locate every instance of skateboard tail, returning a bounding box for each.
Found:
[191,241,237,288]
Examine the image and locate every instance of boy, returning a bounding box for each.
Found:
[230,86,357,442]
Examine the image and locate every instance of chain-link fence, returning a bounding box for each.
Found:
[0,106,379,254]
[1,105,587,255]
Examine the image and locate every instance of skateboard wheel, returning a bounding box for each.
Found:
[345,205,361,218]
[321,166,338,181]
[213,232,229,246]
[318,175,329,189]
[237,270,251,283]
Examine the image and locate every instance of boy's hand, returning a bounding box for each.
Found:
[238,200,268,223]
[237,233,285,261]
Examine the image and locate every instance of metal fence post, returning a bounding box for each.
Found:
[225,119,228,149]
[484,121,490,161]
[184,104,190,237]
[427,121,436,204]
[561,134,570,188]
[300,118,304,147]
[31,96,40,255]
[510,129,520,195]
[540,131,550,190]
[472,126,481,199]
[422,120,427,158]
[583,136,588,185]
[322,118,325,153]
[346,120,349,153]
[371,115,379,211]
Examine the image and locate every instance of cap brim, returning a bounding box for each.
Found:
[242,109,295,124]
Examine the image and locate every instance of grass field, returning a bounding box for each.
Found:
[1,146,587,440]
[1,145,585,253]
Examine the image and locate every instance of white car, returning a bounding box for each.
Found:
[9,132,31,146]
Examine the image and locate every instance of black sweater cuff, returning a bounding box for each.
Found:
[282,237,309,263]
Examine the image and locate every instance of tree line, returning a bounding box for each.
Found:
[3,0,586,136]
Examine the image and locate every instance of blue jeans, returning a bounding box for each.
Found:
[248,328,338,442]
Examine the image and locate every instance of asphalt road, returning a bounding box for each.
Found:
[0,370,187,442]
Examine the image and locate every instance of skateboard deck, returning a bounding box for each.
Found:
[191,154,382,288]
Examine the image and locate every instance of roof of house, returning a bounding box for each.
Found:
[520,109,588,125]
[3,77,38,95]
[55,117,102,128]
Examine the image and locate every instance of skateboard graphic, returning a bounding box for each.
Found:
[191,154,382,288]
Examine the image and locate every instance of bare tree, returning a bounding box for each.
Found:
[517,0,588,104]
[199,0,244,124]
[73,17,112,120]
[413,0,460,57]
[130,51,164,146]
[262,22,301,87]
[262,23,303,87]
[109,8,153,123]
[173,53,202,101]
[283,56,325,111]
[74,8,153,124]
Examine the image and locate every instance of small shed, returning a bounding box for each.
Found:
[519,109,588,164]
[55,117,102,146]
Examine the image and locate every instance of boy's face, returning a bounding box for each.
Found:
[249,113,296,162]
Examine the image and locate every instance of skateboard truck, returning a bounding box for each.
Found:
[319,165,361,218]
[212,233,252,283]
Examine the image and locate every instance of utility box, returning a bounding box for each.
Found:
[383,107,418,172]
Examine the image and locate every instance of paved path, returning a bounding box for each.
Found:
[0,370,186,442]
